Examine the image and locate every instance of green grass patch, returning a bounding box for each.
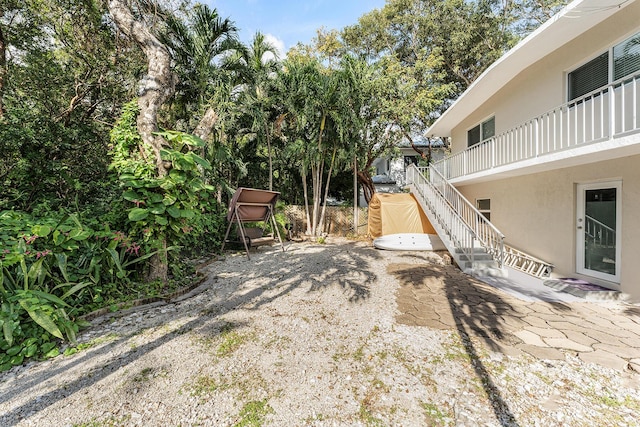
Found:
[216,323,249,357]
[187,375,227,398]
[63,333,119,356]
[233,399,274,427]
[422,402,450,425]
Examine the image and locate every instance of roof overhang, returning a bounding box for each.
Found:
[427,0,635,138]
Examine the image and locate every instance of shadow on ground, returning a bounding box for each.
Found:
[0,241,381,426]
[389,262,573,427]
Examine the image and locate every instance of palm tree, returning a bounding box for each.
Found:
[230,32,280,190]
[274,57,352,237]
[159,3,244,140]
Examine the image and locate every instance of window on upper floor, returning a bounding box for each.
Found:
[467,116,495,147]
[568,53,608,101]
[614,32,640,81]
[568,31,640,101]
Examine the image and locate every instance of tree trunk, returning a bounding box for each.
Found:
[357,170,375,205]
[318,146,337,236]
[404,131,427,160]
[301,169,312,235]
[107,0,175,178]
[107,0,176,283]
[193,106,219,142]
[265,120,273,191]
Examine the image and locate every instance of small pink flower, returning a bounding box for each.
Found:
[36,250,51,259]
[23,235,38,245]
[133,200,145,208]
[127,242,141,256]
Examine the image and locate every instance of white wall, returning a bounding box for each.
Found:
[450,1,640,155]
[456,154,640,300]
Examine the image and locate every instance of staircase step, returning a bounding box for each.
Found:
[458,254,494,262]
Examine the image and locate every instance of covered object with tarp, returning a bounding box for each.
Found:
[367,193,436,238]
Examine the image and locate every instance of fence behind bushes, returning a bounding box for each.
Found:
[283,205,368,237]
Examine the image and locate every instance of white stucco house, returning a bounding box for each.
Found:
[408,0,640,300]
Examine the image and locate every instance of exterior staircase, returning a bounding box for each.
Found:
[406,164,553,279]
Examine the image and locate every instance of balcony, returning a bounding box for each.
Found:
[433,72,640,183]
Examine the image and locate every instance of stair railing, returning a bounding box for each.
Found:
[407,164,505,269]
[407,164,477,267]
[585,215,616,248]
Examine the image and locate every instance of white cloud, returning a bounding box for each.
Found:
[263,33,286,61]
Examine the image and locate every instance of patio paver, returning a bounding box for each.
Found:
[390,262,640,372]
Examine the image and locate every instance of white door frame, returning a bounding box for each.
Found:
[576,181,622,283]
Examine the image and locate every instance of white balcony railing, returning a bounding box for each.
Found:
[434,72,640,180]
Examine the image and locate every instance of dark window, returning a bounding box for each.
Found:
[404,156,419,168]
[467,117,495,147]
[477,198,491,221]
[614,33,640,81]
[468,125,480,147]
[568,53,609,101]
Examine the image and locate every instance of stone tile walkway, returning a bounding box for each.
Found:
[389,263,640,372]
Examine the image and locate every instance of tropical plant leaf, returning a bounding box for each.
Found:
[2,320,14,347]
[31,225,52,237]
[57,281,93,300]
[55,253,70,283]
[128,208,149,221]
[107,248,125,275]
[163,194,177,205]
[166,206,181,218]
[19,302,63,340]
[190,153,211,169]
[29,290,70,308]
[149,205,166,215]
[123,190,141,201]
[69,229,92,241]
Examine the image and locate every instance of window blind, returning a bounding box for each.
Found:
[568,53,609,101]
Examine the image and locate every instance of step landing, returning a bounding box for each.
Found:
[542,278,627,301]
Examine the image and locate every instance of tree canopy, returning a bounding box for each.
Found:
[0,0,569,368]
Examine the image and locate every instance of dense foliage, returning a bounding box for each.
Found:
[0,0,568,369]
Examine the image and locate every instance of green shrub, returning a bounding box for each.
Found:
[0,210,153,371]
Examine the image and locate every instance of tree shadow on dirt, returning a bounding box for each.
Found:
[389,263,571,427]
[0,241,381,425]
[221,240,381,307]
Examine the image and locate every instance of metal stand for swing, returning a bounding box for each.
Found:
[221,187,285,260]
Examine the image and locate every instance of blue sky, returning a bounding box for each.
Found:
[204,0,386,57]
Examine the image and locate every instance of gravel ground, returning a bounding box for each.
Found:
[1,238,639,426]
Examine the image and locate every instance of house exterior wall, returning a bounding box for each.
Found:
[449,1,640,156]
[456,154,640,299]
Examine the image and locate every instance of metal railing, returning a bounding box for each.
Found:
[585,215,616,248]
[407,164,504,269]
[434,72,640,180]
